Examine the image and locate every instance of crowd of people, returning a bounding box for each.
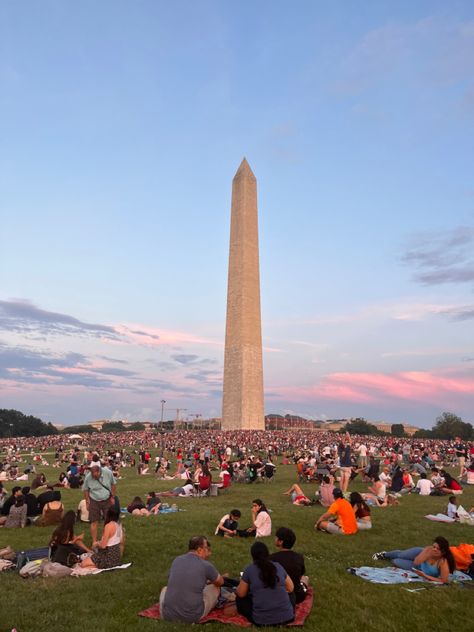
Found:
[1,428,473,624]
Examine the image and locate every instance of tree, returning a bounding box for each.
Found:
[127,422,145,431]
[431,412,473,440]
[343,418,385,436]
[413,428,433,439]
[0,409,58,438]
[391,424,406,437]
[101,421,127,432]
[62,425,97,435]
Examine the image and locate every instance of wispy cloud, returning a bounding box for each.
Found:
[0,299,119,340]
[401,225,474,287]
[332,17,474,107]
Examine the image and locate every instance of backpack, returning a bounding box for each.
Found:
[19,560,44,578]
[41,561,73,577]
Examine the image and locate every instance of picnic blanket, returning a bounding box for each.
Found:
[425,514,456,523]
[425,508,474,525]
[70,562,132,577]
[347,566,472,584]
[139,587,314,627]
[120,507,183,514]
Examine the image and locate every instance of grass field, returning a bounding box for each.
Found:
[1,452,474,632]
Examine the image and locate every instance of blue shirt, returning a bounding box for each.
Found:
[82,467,116,501]
[242,561,294,625]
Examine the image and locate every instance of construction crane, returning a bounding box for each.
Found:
[175,408,187,430]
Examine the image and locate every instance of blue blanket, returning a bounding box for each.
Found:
[347,566,472,584]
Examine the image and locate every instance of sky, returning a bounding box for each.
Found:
[1,1,473,428]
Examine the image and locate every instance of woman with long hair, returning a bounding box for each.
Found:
[349,492,372,530]
[439,470,463,495]
[235,541,294,625]
[81,506,125,569]
[50,510,91,564]
[127,496,150,516]
[240,499,272,537]
[373,536,456,583]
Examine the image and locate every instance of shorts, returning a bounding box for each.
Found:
[88,498,111,523]
[325,522,343,534]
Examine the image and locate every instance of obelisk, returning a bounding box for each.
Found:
[222,158,265,430]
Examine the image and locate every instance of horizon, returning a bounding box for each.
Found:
[1,2,473,429]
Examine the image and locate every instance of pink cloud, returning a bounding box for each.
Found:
[114,324,221,348]
[270,369,474,406]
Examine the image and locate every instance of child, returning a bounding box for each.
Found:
[447,496,458,520]
[215,509,241,537]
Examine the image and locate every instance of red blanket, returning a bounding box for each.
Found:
[139,587,314,627]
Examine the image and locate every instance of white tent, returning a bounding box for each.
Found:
[68,434,82,440]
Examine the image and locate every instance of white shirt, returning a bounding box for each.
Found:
[358,444,367,457]
[254,510,272,537]
[416,479,434,496]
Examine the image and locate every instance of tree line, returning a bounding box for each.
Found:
[343,412,473,440]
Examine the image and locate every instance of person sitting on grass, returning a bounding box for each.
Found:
[363,475,398,507]
[270,527,309,604]
[414,472,434,496]
[439,470,463,495]
[283,483,312,506]
[318,475,335,507]
[349,492,372,530]
[160,535,224,623]
[31,472,48,490]
[447,496,459,520]
[239,499,272,537]
[50,509,91,564]
[372,536,456,584]
[35,490,64,526]
[0,495,27,528]
[215,509,241,537]
[146,491,162,514]
[235,541,295,626]
[127,495,150,516]
[80,506,124,570]
[315,487,358,535]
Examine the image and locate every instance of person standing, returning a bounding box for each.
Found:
[82,460,116,543]
[338,432,352,493]
[160,535,224,623]
[454,437,467,479]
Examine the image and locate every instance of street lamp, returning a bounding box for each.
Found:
[160,400,166,425]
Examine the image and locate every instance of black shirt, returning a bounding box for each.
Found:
[37,490,56,512]
[270,550,306,603]
[24,492,40,516]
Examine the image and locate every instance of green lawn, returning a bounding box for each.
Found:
[1,453,474,632]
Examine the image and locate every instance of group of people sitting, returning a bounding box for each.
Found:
[0,484,65,528]
[49,505,125,570]
[160,527,308,626]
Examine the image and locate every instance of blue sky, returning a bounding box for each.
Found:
[1,1,473,427]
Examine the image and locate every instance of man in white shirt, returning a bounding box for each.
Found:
[415,473,434,496]
[357,444,368,468]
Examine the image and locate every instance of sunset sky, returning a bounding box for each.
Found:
[1,1,473,428]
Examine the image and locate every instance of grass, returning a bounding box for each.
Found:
[1,452,474,632]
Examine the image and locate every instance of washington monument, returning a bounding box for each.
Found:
[222,158,265,430]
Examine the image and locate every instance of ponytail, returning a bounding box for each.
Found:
[250,541,277,588]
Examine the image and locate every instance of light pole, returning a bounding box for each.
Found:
[160,400,166,425]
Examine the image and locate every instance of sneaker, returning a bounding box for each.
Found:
[372,551,386,560]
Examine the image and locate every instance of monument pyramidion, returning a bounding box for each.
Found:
[222,158,264,430]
